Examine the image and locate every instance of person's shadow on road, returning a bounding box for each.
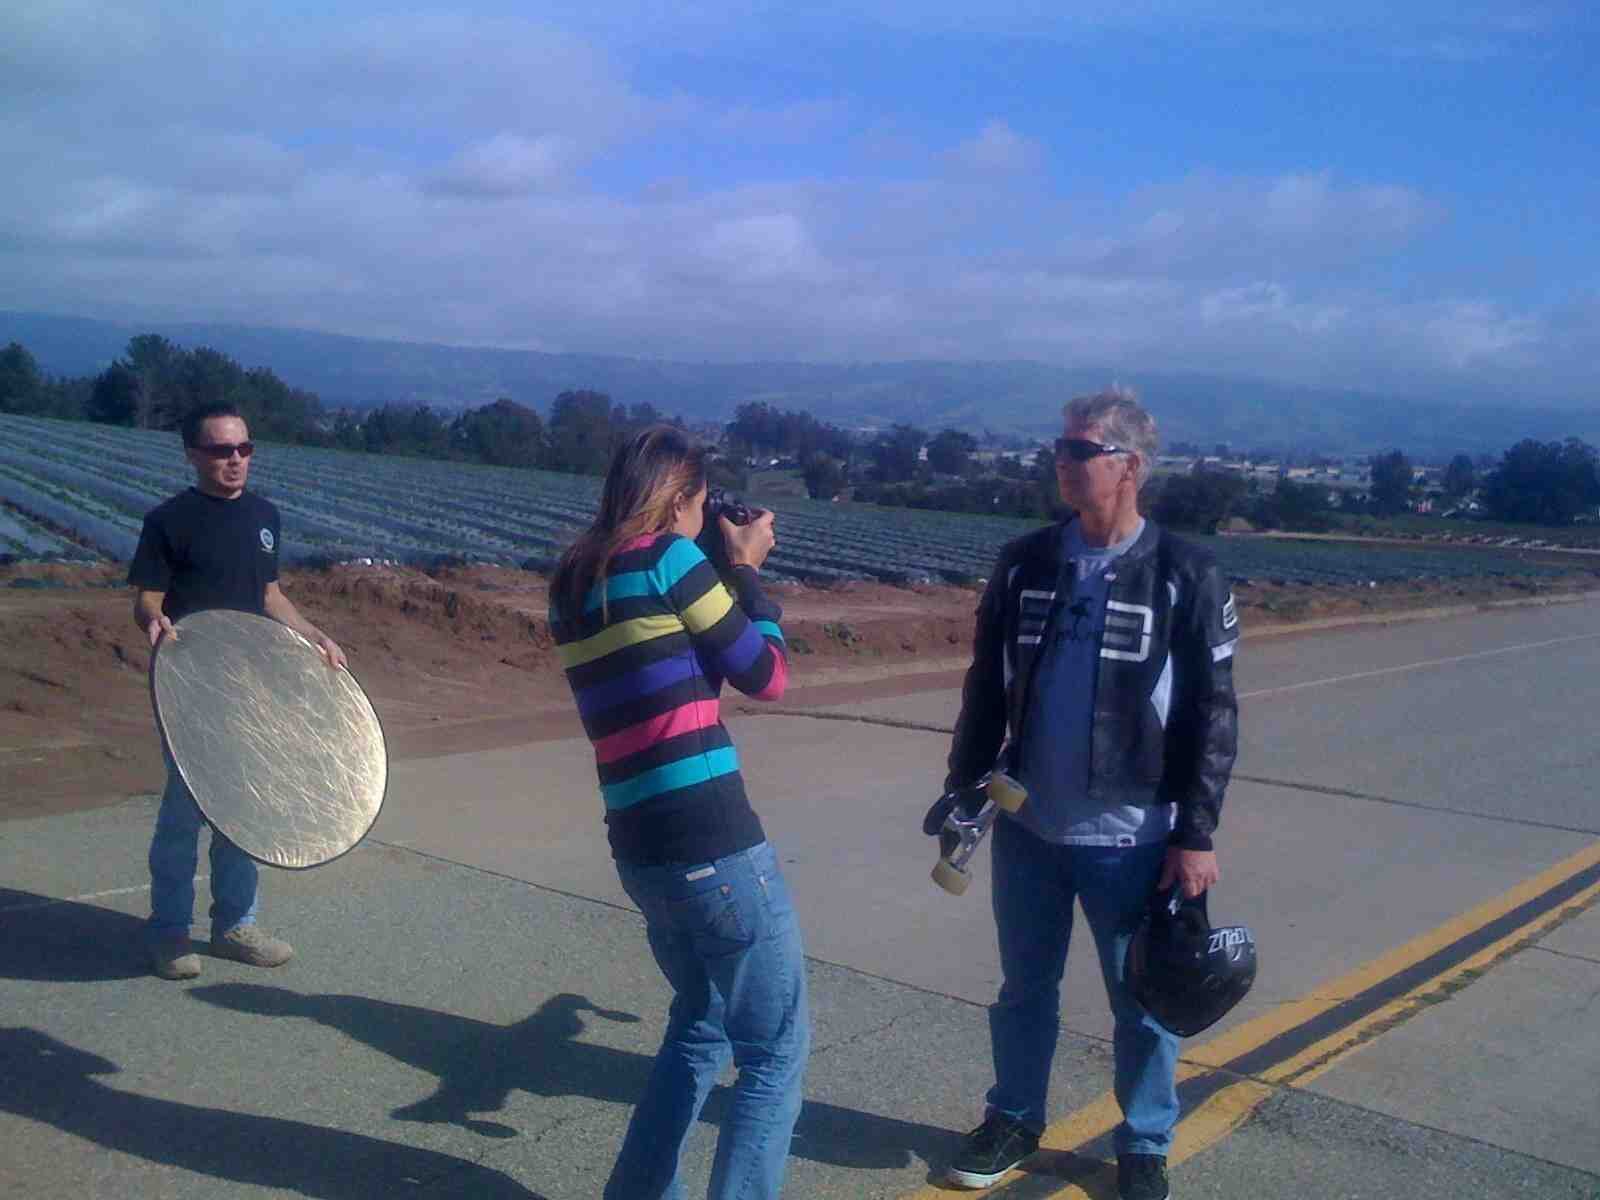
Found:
[0,1026,548,1199]
[0,888,149,982]
[191,982,957,1174]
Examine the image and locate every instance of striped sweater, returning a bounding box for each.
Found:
[550,532,789,865]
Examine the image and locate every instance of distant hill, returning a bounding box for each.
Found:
[2,310,1591,458]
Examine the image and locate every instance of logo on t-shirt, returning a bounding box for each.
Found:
[259,528,275,553]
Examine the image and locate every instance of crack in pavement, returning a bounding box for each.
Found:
[1229,774,1600,836]
[1531,946,1600,968]
[807,994,948,1062]
[741,708,1600,838]
[736,705,954,735]
[1243,1083,1600,1184]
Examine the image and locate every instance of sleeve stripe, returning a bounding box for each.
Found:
[752,648,788,700]
[752,619,784,643]
[718,622,768,676]
[680,584,735,634]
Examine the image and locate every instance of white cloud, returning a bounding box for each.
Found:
[1198,283,1348,334]
[1414,300,1542,369]
[429,134,581,196]
[160,132,308,195]
[1083,171,1442,279]
[694,214,827,283]
[0,2,1589,403]
[947,121,1045,173]
[0,144,1565,399]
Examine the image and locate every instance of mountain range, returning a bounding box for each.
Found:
[3,310,1591,460]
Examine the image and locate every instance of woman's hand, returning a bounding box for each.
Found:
[722,510,776,571]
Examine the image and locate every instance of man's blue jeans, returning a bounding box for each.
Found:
[147,756,259,939]
[606,841,810,1200]
[986,817,1179,1157]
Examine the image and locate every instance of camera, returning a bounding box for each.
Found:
[697,487,758,576]
[704,486,755,527]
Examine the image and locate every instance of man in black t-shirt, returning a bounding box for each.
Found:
[129,403,346,981]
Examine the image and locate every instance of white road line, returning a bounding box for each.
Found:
[1240,632,1600,701]
[0,876,208,915]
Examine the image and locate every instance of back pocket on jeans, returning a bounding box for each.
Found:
[671,882,753,955]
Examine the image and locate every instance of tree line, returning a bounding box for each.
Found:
[0,337,692,476]
[5,336,1594,529]
[725,405,1066,516]
[1148,443,1600,533]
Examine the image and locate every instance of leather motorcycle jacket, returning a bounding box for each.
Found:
[946,518,1240,850]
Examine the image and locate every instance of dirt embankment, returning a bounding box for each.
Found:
[3,559,1596,820]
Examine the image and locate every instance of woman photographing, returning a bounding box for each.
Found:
[548,426,809,1200]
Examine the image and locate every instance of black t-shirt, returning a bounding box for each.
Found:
[127,489,280,622]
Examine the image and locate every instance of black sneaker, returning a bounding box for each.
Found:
[946,1113,1040,1189]
[1118,1153,1170,1200]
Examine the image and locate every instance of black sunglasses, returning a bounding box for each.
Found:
[1055,437,1129,462]
[193,441,255,460]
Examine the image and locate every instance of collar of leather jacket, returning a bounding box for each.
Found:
[1018,515,1164,574]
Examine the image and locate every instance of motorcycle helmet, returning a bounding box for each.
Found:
[1125,887,1256,1038]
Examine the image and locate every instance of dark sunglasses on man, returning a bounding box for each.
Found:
[194,441,255,460]
[1055,437,1130,463]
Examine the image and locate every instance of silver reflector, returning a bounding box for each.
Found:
[152,610,387,869]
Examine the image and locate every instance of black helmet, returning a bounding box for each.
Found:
[1124,888,1256,1038]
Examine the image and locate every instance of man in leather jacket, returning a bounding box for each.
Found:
[941,389,1239,1200]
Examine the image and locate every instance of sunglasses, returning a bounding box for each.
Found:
[1055,437,1129,462]
[193,441,255,460]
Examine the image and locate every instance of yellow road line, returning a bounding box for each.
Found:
[1186,836,1600,1070]
[1265,873,1600,1091]
[896,837,1600,1198]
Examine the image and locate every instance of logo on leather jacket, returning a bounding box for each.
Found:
[1102,600,1152,662]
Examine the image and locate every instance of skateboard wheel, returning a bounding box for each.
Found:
[932,859,971,895]
[988,772,1027,813]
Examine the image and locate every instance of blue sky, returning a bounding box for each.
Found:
[2,1,1596,404]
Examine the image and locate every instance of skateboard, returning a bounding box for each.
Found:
[924,772,1027,895]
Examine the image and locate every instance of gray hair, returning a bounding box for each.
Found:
[1063,386,1158,487]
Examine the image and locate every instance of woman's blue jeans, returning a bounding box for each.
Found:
[986,817,1179,1157]
[606,841,810,1200]
[147,755,259,939]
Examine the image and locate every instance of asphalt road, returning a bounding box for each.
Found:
[3,595,1597,1199]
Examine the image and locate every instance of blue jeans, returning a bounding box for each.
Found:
[986,817,1179,1157]
[147,755,259,939]
[606,841,810,1200]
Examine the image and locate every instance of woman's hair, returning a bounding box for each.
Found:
[551,424,708,621]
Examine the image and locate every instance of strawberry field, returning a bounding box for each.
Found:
[0,414,1585,588]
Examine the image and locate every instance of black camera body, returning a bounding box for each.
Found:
[697,487,757,576]
[705,487,755,527]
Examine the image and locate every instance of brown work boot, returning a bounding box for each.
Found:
[210,925,293,968]
[151,936,201,980]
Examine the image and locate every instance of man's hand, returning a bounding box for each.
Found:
[314,634,348,671]
[1159,848,1219,899]
[145,614,177,648]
